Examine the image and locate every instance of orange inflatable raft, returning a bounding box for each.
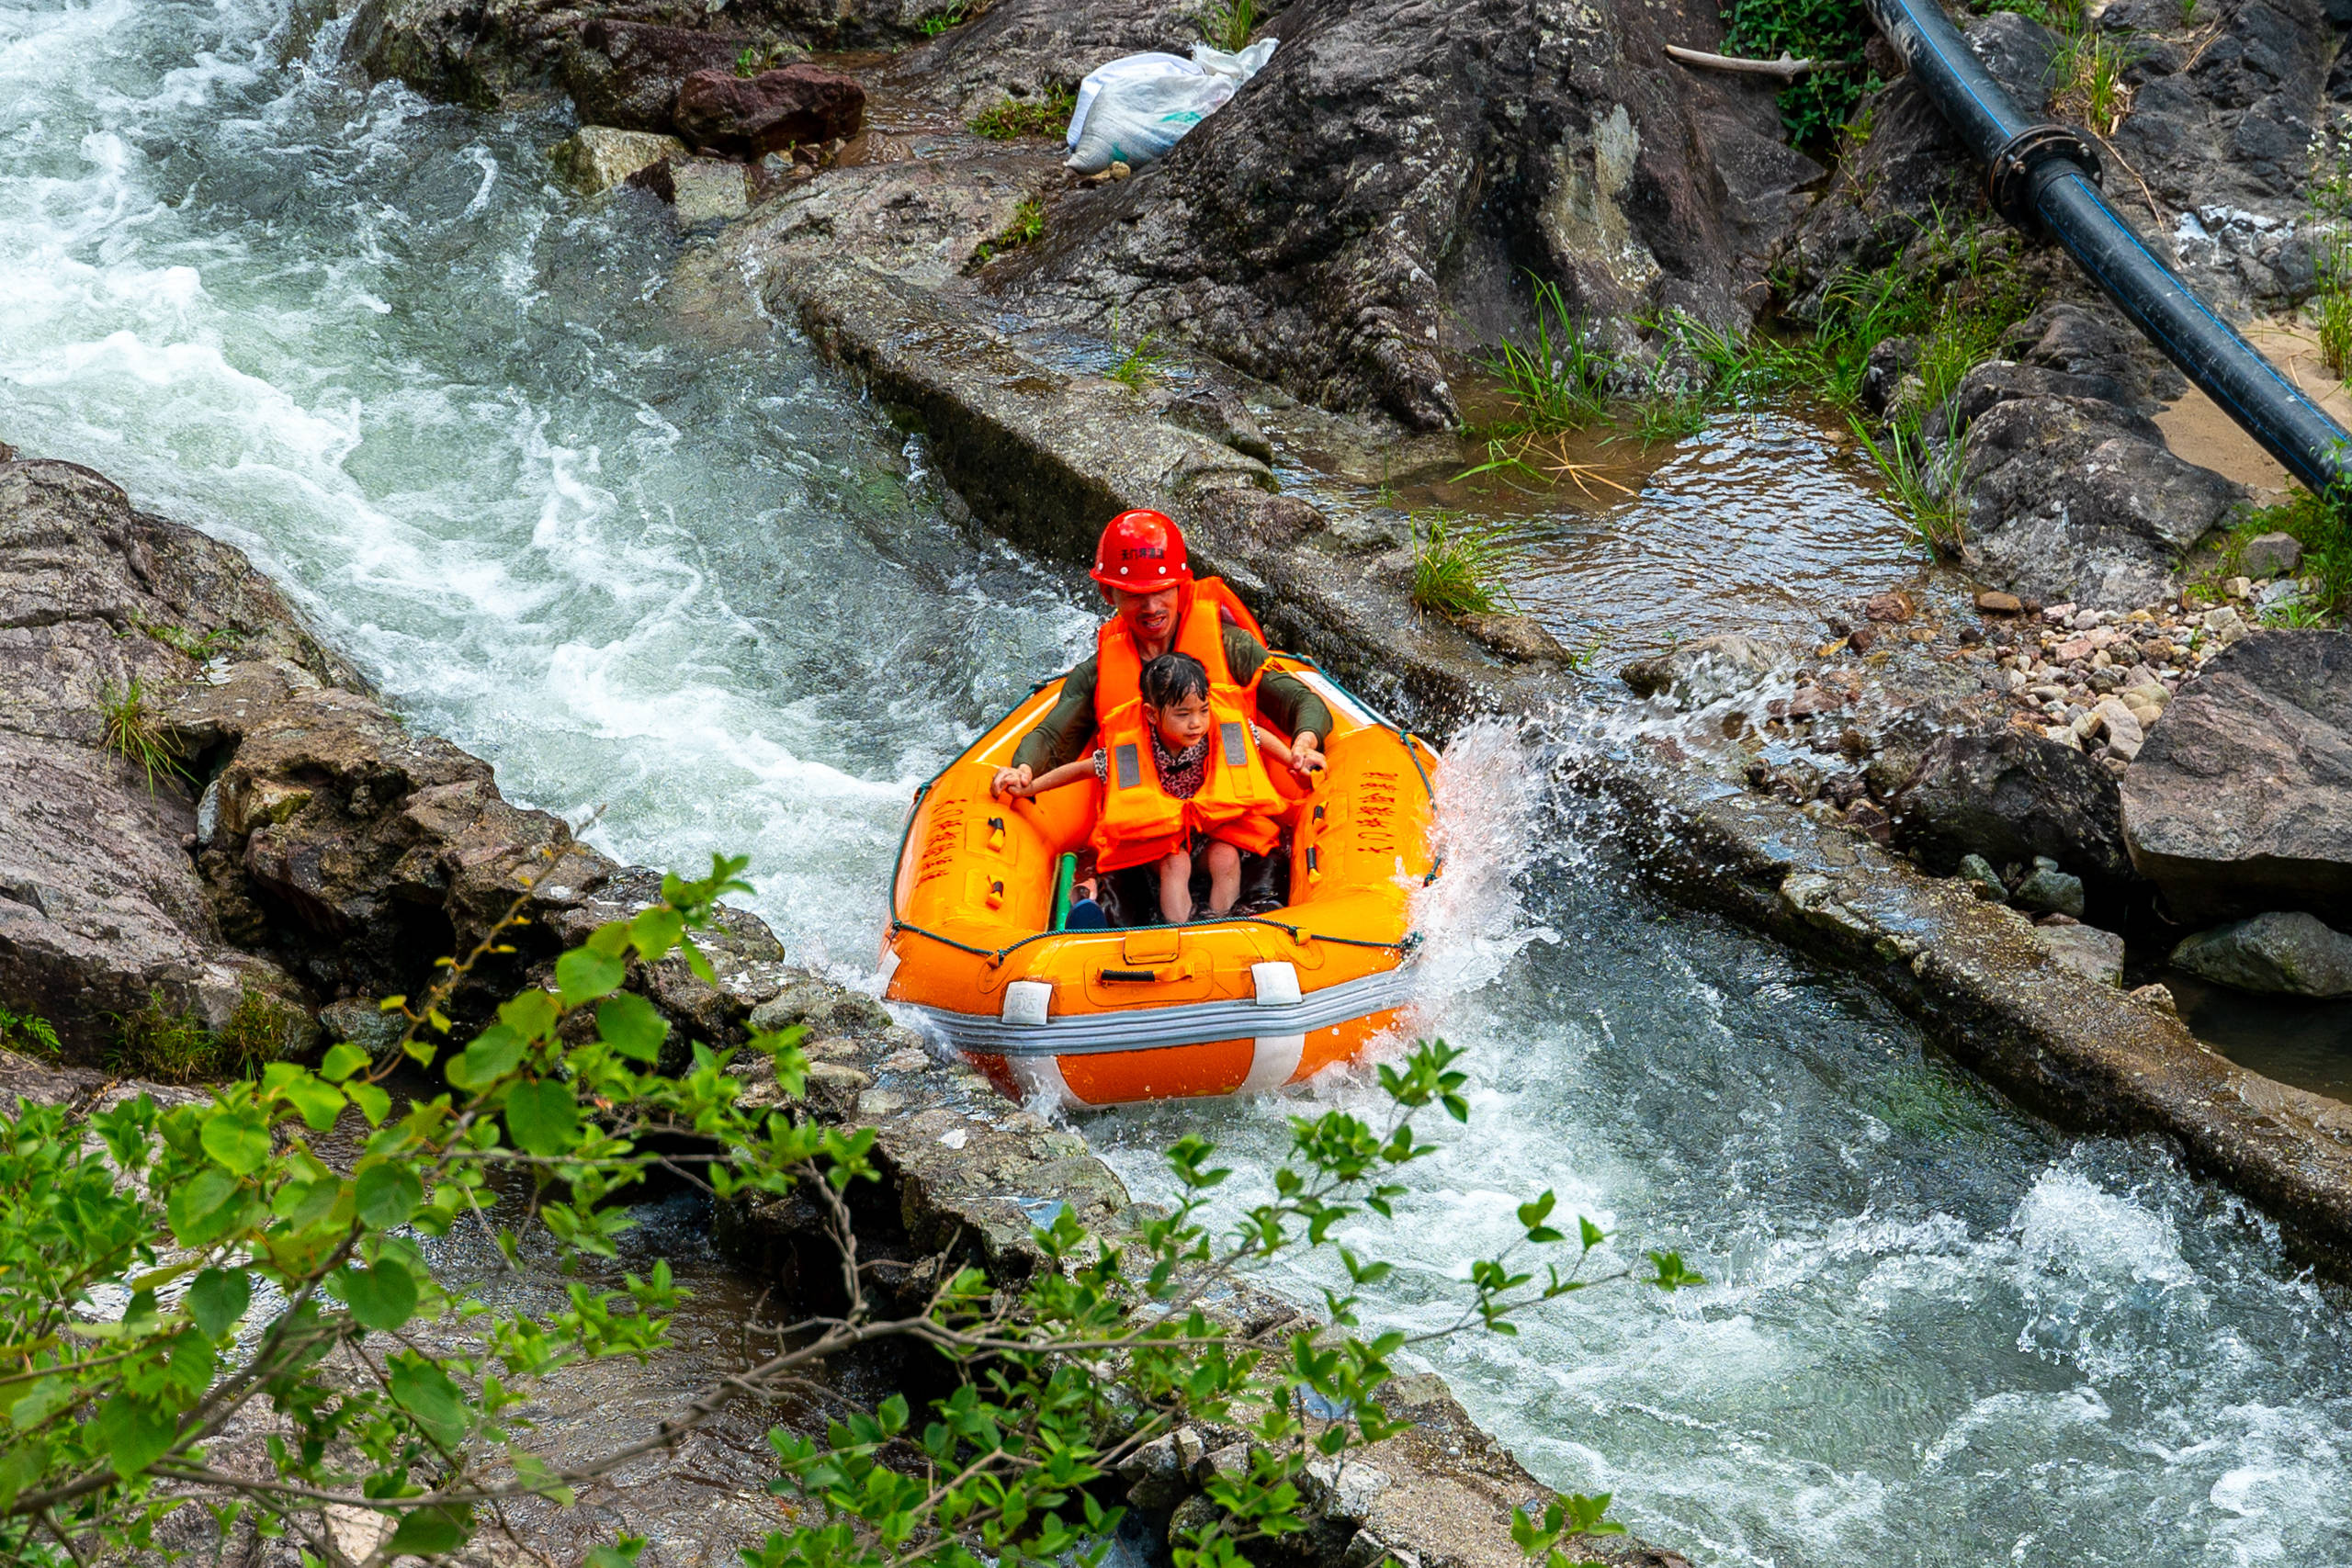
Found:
[879,657,1440,1107]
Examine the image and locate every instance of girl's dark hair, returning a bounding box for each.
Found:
[1139,651,1210,708]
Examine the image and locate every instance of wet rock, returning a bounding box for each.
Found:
[749,977,891,1038]
[673,65,865,160]
[2011,857,2087,919]
[1859,336,1919,418]
[989,0,1815,429]
[550,127,687,196]
[2037,919,2123,987]
[2121,630,2352,923]
[1159,389,1273,464]
[1191,488,1327,547]
[1886,722,2132,894]
[1975,590,2023,615]
[882,0,1203,117]
[1957,853,2008,902]
[1456,613,1567,664]
[2172,910,2352,998]
[1861,591,1916,623]
[0,458,350,1055]
[1951,393,2245,609]
[2239,531,2303,580]
[667,158,754,225]
[318,997,407,1058]
[561,20,762,133]
[1619,634,1781,709]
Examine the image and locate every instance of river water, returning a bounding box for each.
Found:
[6,2,2352,1563]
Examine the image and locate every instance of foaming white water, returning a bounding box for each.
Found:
[0,0,1094,976]
[1093,727,2352,1567]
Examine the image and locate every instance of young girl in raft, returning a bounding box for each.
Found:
[1005,650,1315,924]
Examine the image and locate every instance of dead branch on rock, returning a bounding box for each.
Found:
[1664,45,1817,80]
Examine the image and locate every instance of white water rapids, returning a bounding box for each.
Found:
[6,1,2352,1562]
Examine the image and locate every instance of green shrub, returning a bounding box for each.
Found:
[2230,488,2352,619]
[111,987,288,1081]
[918,2,967,36]
[1721,0,1874,147]
[1107,328,1170,388]
[0,1007,60,1056]
[0,852,1699,1565]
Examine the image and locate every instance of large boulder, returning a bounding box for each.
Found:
[561,20,765,134]
[1885,720,2134,896]
[2122,629,2352,923]
[981,0,1815,430]
[673,64,866,158]
[2172,911,2352,998]
[0,460,339,1054]
[1945,390,2245,609]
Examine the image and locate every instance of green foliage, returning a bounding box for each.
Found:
[0,1008,61,1057]
[2230,487,2352,620]
[1199,0,1256,53]
[1721,0,1873,147]
[1410,511,1518,617]
[97,677,189,793]
[968,196,1047,268]
[109,987,288,1082]
[969,89,1076,141]
[733,41,796,78]
[0,852,1699,1566]
[919,2,967,37]
[2054,30,2133,134]
[1849,418,1965,554]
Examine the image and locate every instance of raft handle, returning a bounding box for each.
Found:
[1101,967,1162,984]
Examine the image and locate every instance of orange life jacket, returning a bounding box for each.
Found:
[1090,580,1284,872]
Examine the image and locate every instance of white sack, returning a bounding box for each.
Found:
[1063,39,1277,174]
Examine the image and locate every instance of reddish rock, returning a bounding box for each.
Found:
[562,20,755,133]
[1863,590,1917,622]
[673,65,865,159]
[1975,590,2022,614]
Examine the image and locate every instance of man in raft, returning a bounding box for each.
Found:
[990,509,1332,920]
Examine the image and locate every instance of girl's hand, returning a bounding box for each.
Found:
[992,764,1034,799]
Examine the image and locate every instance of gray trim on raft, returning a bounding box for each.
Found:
[906,964,1420,1056]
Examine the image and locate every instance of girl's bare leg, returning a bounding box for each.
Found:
[1204,840,1241,915]
[1157,849,1193,924]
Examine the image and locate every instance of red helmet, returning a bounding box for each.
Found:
[1089,509,1190,592]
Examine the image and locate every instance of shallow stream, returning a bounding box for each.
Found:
[6,2,2352,1562]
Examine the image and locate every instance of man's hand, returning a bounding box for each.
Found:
[1287,731,1325,783]
[991,764,1035,799]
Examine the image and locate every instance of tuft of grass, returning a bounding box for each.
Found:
[138,618,238,660]
[1850,417,1963,556]
[1107,330,1170,389]
[112,987,290,1082]
[1198,0,1256,52]
[918,3,967,37]
[0,1007,61,1057]
[969,88,1075,141]
[2054,31,2133,135]
[733,40,797,77]
[99,676,190,792]
[1482,276,1613,435]
[967,195,1046,269]
[1408,510,1518,617]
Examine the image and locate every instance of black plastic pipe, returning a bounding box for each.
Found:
[1863,0,2351,497]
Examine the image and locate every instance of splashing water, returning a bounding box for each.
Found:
[8,1,2352,1562]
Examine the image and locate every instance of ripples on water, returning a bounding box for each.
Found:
[7,2,2352,1562]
